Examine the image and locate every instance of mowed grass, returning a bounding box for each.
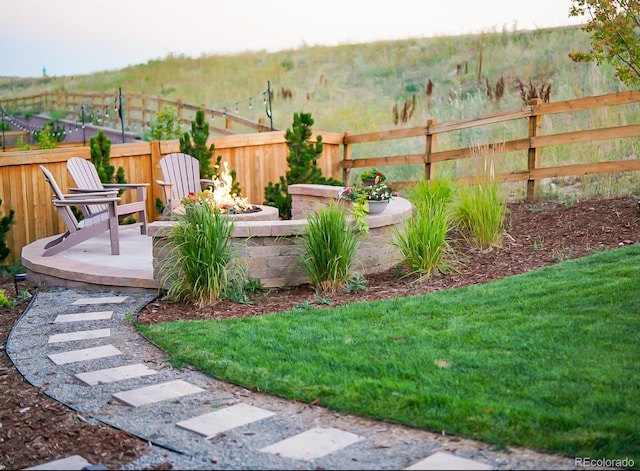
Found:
[139,245,640,461]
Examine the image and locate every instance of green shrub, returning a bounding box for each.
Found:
[0,198,15,264]
[299,202,359,294]
[0,289,11,307]
[160,204,245,306]
[148,105,181,141]
[451,179,507,250]
[393,179,454,278]
[34,124,58,149]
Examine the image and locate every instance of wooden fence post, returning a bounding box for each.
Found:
[342,132,352,185]
[425,119,437,181]
[527,98,543,202]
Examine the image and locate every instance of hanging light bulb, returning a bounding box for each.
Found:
[249,97,253,110]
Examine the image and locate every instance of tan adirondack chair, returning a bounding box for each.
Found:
[40,165,122,256]
[156,153,215,215]
[66,157,148,235]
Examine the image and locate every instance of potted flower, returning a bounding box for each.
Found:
[338,170,397,215]
[359,168,386,186]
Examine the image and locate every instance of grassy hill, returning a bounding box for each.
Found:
[2,25,638,199]
[0,25,628,135]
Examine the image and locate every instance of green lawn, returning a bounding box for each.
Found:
[139,245,640,463]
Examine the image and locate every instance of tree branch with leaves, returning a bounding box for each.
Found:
[568,0,640,87]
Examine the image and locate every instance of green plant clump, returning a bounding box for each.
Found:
[394,178,455,278]
[147,105,181,141]
[0,289,11,307]
[299,202,360,294]
[160,203,246,306]
[34,124,58,149]
[451,179,507,250]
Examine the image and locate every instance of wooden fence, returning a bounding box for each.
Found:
[0,131,342,264]
[343,90,640,200]
[0,91,272,137]
[0,89,638,264]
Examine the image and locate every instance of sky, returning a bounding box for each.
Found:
[1,0,586,78]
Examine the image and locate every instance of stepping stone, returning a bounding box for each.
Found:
[71,296,128,305]
[75,363,158,386]
[55,311,113,323]
[24,454,91,470]
[177,403,275,438]
[260,426,363,461]
[112,379,205,407]
[48,344,121,365]
[48,328,111,344]
[405,451,493,470]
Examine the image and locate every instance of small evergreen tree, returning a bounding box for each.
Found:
[180,109,243,195]
[264,112,342,219]
[90,130,126,185]
[0,198,15,264]
[179,109,215,179]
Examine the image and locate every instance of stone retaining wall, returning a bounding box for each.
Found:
[149,184,412,288]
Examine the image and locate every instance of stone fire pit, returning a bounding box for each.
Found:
[148,184,412,288]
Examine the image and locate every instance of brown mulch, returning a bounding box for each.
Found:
[138,196,640,324]
[1,196,639,470]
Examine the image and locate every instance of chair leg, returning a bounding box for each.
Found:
[107,203,120,255]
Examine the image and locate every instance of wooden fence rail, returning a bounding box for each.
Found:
[0,91,272,137]
[0,89,638,264]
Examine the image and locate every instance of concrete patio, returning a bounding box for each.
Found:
[21,226,157,293]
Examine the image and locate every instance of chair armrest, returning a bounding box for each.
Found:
[69,187,112,193]
[54,196,120,206]
[156,180,173,206]
[63,191,119,199]
[103,183,150,189]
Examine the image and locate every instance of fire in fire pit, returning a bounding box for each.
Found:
[181,162,261,214]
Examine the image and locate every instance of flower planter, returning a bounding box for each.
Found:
[366,200,389,214]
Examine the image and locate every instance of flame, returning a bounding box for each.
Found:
[202,162,254,213]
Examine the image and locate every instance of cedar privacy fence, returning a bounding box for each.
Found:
[0,89,638,264]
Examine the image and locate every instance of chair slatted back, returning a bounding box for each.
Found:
[40,165,81,234]
[67,157,108,216]
[159,153,202,201]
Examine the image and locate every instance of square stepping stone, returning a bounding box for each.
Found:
[75,363,158,386]
[112,379,205,407]
[55,311,113,323]
[405,451,493,470]
[260,426,363,461]
[48,344,121,365]
[177,403,275,438]
[24,454,91,470]
[71,296,128,305]
[48,328,111,344]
